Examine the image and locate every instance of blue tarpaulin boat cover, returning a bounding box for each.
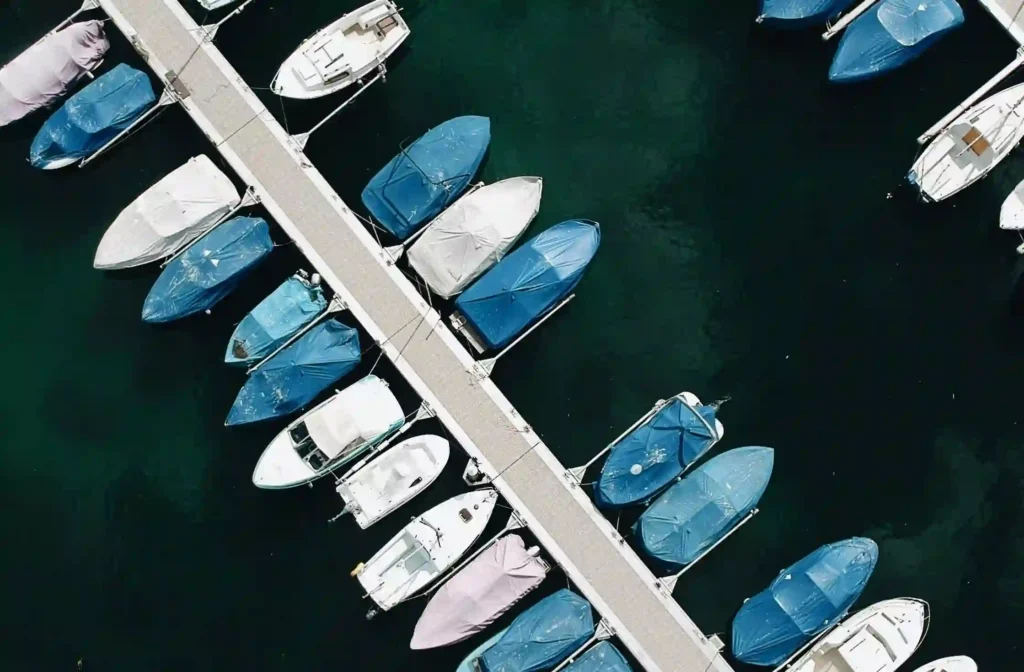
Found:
[634,446,774,572]
[595,398,719,510]
[142,216,273,324]
[454,219,600,351]
[731,537,879,666]
[361,115,490,241]
[479,589,595,672]
[224,274,327,366]
[225,319,361,426]
[29,63,156,168]
[563,642,633,672]
[828,0,963,83]
[756,0,856,27]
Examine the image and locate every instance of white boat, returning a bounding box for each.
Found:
[197,0,239,9]
[335,434,450,529]
[406,176,544,298]
[1000,179,1024,230]
[252,375,405,489]
[354,489,499,613]
[271,0,410,100]
[93,155,240,269]
[909,657,977,672]
[909,83,1024,202]
[786,598,929,672]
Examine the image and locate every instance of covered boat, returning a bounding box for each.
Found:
[731,537,879,666]
[595,393,723,510]
[362,115,491,240]
[0,20,109,127]
[756,0,856,27]
[452,219,601,352]
[224,273,328,366]
[562,642,633,672]
[411,534,549,650]
[828,0,963,84]
[910,657,977,672]
[457,629,508,672]
[142,216,273,323]
[252,375,403,488]
[634,446,774,572]
[225,319,361,426]
[94,155,240,270]
[29,63,156,169]
[406,176,544,298]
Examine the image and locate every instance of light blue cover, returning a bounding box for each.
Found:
[562,642,632,672]
[829,0,963,83]
[454,220,601,351]
[456,629,508,672]
[595,398,718,510]
[757,0,856,27]
[224,275,327,366]
[731,537,879,666]
[479,589,594,672]
[362,115,491,240]
[634,447,774,572]
[29,64,156,168]
[225,319,361,426]
[142,217,273,324]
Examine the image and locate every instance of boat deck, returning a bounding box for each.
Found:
[95,1,734,670]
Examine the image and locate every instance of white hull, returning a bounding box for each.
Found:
[197,0,238,9]
[909,656,977,672]
[271,0,410,100]
[336,434,451,528]
[39,156,77,170]
[355,489,498,611]
[1000,178,1024,230]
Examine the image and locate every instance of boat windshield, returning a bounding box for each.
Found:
[289,422,330,471]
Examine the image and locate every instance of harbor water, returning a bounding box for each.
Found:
[1,0,1022,669]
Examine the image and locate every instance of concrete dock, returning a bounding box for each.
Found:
[94,1,735,670]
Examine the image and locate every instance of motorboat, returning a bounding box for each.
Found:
[271,0,409,99]
[562,642,633,672]
[634,446,774,572]
[455,629,508,672]
[756,0,856,27]
[0,20,108,127]
[785,598,929,672]
[354,489,498,613]
[225,319,361,426]
[909,656,977,672]
[362,115,491,240]
[94,155,240,270]
[252,375,404,489]
[732,537,879,666]
[141,216,273,323]
[411,534,550,650]
[829,0,963,84]
[29,63,156,169]
[909,83,1024,202]
[335,434,450,529]
[406,176,544,297]
[451,219,601,352]
[594,393,724,510]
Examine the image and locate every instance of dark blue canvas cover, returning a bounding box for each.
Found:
[757,0,856,27]
[479,589,594,672]
[224,274,327,366]
[563,642,633,672]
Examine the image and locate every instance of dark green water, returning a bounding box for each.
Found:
[2,0,1023,669]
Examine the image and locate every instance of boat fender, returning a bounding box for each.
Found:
[350,562,365,577]
[527,546,541,557]
[311,273,321,286]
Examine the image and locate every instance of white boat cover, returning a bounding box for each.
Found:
[410,534,548,650]
[306,376,404,460]
[94,156,240,269]
[407,177,544,298]
[0,21,109,127]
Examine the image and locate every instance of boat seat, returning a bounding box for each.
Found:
[359,4,392,29]
[836,630,893,672]
[962,127,991,157]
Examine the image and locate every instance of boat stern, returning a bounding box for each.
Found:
[252,431,317,489]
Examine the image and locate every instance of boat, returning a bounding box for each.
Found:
[335,434,450,528]
[252,375,404,489]
[731,537,879,666]
[786,598,929,672]
[406,176,544,298]
[633,446,774,572]
[473,589,595,672]
[562,642,633,672]
[451,219,601,352]
[455,629,508,672]
[1000,178,1024,230]
[354,489,499,612]
[197,0,240,9]
[94,155,240,270]
[271,0,409,100]
[594,393,723,510]
[225,319,361,426]
[362,115,491,241]
[0,20,109,127]
[828,0,963,84]
[755,0,856,27]
[411,534,550,650]
[224,272,328,366]
[141,216,273,324]
[909,656,977,672]
[908,83,1024,202]
[29,63,156,169]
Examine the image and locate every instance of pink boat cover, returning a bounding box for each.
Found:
[410,534,548,650]
[0,20,109,126]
